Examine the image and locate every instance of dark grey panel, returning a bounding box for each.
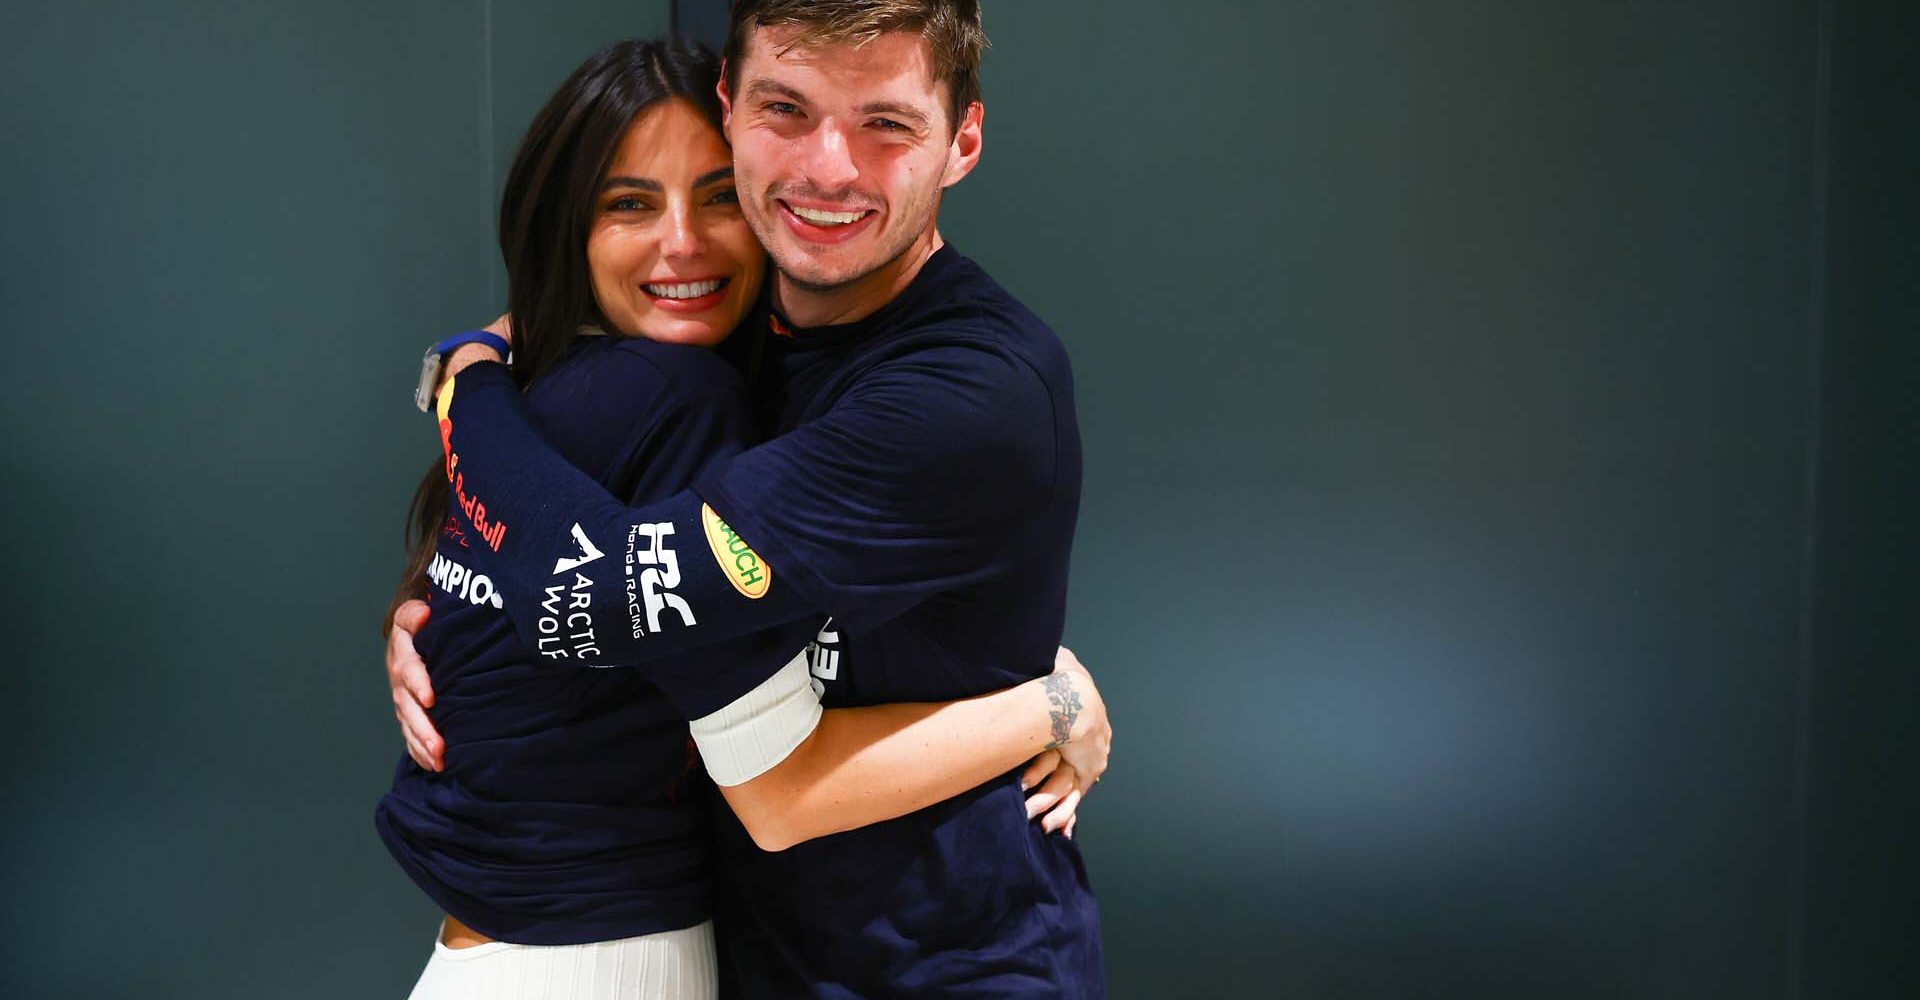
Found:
[1802,0,1920,997]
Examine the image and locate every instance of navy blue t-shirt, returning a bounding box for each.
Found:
[432,245,1103,995]
[374,334,812,946]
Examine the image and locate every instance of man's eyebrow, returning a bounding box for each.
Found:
[742,79,929,129]
[744,79,809,105]
[857,100,930,128]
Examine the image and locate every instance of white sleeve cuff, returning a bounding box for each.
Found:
[689,650,823,787]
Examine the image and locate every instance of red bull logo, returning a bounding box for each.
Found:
[437,376,509,552]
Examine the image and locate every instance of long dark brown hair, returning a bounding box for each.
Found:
[384,38,726,630]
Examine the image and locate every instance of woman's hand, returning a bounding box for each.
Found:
[388,599,445,772]
[442,314,515,383]
[1020,750,1082,837]
[1019,647,1110,837]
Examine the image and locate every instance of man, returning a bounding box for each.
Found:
[389,2,1105,994]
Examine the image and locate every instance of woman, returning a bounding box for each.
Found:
[375,38,1105,1000]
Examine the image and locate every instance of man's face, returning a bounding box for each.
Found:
[721,26,981,293]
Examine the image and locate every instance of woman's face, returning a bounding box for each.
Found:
[588,99,763,346]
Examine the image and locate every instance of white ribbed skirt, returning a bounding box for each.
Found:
[405,920,717,1000]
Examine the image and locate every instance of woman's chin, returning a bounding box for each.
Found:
[650,317,733,347]
[609,309,732,348]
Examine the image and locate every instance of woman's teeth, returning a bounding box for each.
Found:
[790,205,868,226]
[644,279,726,299]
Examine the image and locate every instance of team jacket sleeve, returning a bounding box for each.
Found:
[433,361,817,666]
[694,341,1060,636]
[437,339,1058,659]
[603,372,822,715]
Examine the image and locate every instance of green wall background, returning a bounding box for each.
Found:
[1,1,1911,997]
[950,3,1815,995]
[0,2,664,996]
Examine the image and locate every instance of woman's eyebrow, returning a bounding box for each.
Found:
[602,167,733,192]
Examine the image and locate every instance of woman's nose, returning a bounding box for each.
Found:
[660,204,706,258]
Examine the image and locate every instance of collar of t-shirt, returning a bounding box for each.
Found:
[761,243,964,350]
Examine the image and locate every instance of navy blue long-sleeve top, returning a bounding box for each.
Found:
[374,334,811,946]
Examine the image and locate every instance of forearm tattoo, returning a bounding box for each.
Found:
[1042,673,1082,750]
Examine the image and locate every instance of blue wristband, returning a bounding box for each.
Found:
[415,330,511,412]
[433,329,511,359]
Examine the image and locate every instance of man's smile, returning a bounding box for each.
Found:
[777,198,881,244]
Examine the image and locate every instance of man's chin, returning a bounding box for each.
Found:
[771,231,924,297]
[769,246,878,294]
[777,264,870,295]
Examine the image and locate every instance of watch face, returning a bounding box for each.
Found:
[415,348,446,413]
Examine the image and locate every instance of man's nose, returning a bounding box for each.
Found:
[660,203,706,259]
[797,123,860,191]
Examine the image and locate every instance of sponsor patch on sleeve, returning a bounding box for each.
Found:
[701,503,770,599]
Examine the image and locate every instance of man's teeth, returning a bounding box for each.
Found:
[790,205,867,226]
[644,279,725,299]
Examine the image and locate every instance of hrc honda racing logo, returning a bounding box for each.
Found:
[532,521,699,660]
[626,522,697,639]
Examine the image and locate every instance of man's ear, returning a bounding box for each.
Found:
[940,101,984,189]
[717,63,735,134]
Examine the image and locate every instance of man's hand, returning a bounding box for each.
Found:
[1019,646,1110,837]
[388,599,444,772]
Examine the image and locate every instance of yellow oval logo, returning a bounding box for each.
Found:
[702,503,770,599]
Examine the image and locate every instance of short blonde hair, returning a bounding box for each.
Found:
[723,0,988,130]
